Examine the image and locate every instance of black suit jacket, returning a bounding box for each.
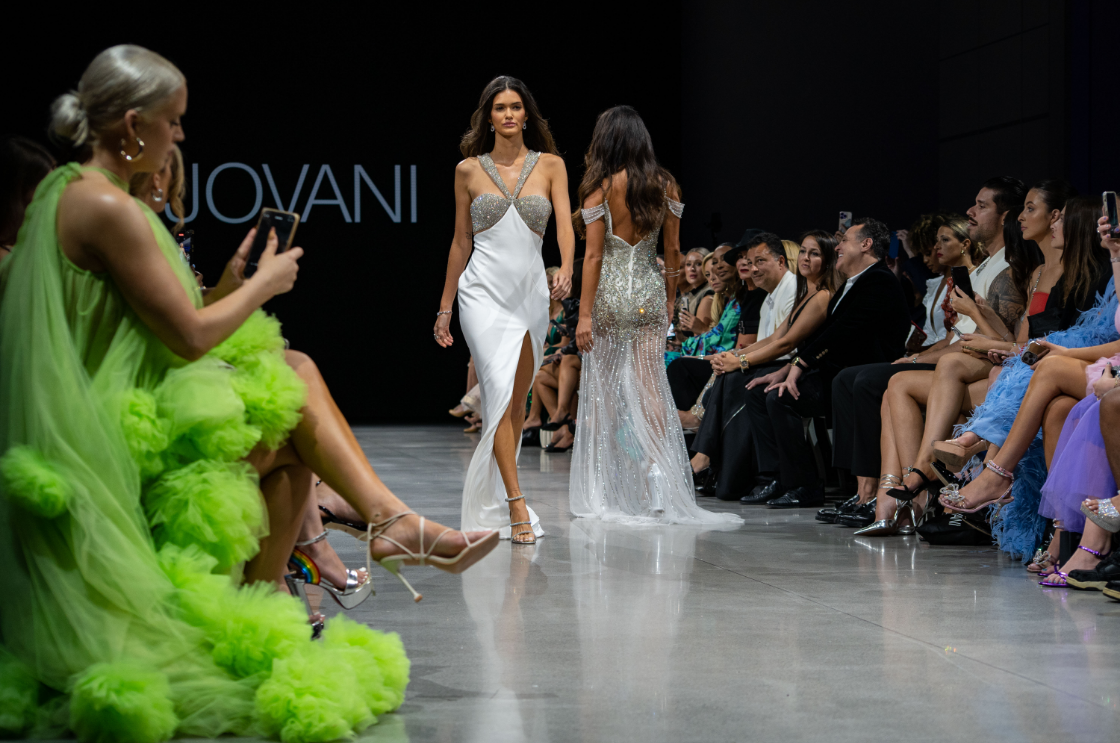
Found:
[797,261,910,378]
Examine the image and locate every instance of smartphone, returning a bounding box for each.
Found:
[1027,340,1046,356]
[889,232,900,259]
[244,208,300,278]
[1104,192,1120,237]
[950,265,975,300]
[838,211,853,234]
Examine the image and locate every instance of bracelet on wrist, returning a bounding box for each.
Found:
[436,309,452,316]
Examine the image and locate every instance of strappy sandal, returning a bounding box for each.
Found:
[939,460,1014,513]
[319,504,370,541]
[1039,570,1068,587]
[506,494,537,545]
[367,512,500,602]
[286,530,374,611]
[1027,523,1061,573]
[885,467,938,503]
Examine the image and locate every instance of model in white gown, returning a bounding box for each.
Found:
[569,193,743,527]
[457,152,550,539]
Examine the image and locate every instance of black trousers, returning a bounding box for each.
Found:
[667,357,715,411]
[692,363,783,498]
[744,370,829,488]
[830,362,937,478]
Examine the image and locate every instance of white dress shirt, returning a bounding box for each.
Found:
[758,270,798,360]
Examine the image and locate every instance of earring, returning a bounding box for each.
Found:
[152,187,164,203]
[522,122,527,130]
[960,248,966,255]
[120,136,145,162]
[490,124,495,132]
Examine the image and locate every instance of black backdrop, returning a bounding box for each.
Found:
[2,8,681,424]
[6,3,1111,424]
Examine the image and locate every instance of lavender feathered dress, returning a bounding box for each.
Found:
[1037,302,1120,530]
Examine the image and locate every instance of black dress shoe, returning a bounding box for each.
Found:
[766,485,825,509]
[816,494,859,523]
[694,467,716,496]
[1067,551,1120,590]
[836,499,877,527]
[740,479,782,504]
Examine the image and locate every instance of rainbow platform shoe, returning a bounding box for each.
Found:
[285,531,374,612]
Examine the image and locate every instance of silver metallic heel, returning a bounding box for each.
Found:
[506,494,538,544]
[287,531,375,610]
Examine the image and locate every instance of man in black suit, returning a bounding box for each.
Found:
[740,218,910,508]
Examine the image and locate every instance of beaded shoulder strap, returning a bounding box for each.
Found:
[512,151,541,198]
[664,185,685,218]
[581,203,606,225]
[477,153,512,199]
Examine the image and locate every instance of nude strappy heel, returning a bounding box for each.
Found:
[939,460,1014,513]
[367,512,500,602]
[506,494,537,545]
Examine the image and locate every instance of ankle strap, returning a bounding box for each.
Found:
[985,460,1014,481]
[505,495,526,503]
[510,520,531,527]
[1078,545,1106,558]
[295,530,328,547]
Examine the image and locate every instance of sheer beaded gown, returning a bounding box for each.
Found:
[569,193,743,526]
[459,151,549,539]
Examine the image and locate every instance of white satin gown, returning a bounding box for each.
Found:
[458,151,550,539]
[569,194,743,527]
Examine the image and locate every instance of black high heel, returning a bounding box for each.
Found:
[886,467,937,503]
[542,415,573,431]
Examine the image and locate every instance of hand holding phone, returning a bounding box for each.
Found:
[838,211,853,234]
[1103,192,1120,237]
[244,208,301,278]
[950,266,975,301]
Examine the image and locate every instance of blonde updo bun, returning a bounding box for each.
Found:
[49,45,184,149]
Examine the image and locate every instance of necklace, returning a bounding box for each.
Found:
[1023,266,1044,320]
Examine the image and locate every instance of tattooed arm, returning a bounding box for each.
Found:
[974,268,1024,341]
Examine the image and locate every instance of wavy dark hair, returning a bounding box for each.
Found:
[798,229,839,300]
[1060,196,1108,304]
[1000,202,1042,301]
[459,76,559,158]
[572,106,678,238]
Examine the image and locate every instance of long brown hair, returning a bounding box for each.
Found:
[799,229,840,298]
[459,76,559,158]
[1060,195,1108,304]
[572,106,678,238]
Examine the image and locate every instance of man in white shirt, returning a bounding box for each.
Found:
[747,237,798,343]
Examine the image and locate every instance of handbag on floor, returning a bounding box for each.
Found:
[917,505,993,547]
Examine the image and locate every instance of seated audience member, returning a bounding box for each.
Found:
[907,213,953,352]
[0,136,56,262]
[826,178,1029,524]
[675,247,714,342]
[742,218,911,508]
[665,244,747,382]
[668,240,768,412]
[937,198,1116,560]
[691,231,837,501]
[1055,372,1120,596]
[895,217,941,322]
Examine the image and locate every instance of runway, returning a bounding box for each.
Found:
[182,425,1120,742]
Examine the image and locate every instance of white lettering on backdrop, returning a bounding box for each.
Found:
[166,163,417,225]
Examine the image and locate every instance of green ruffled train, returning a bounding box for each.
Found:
[0,164,408,742]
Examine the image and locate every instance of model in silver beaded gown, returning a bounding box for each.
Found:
[569,193,743,526]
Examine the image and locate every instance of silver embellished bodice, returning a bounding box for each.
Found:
[587,200,681,339]
[470,151,551,236]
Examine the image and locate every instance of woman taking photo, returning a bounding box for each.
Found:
[0,45,498,742]
[435,76,575,544]
[567,105,740,527]
[674,247,714,341]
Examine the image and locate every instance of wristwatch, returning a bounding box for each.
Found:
[738,354,750,372]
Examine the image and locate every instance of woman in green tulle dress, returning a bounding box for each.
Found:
[0,45,498,743]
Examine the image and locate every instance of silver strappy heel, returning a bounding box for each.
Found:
[506,494,537,545]
[367,511,500,602]
[286,530,374,611]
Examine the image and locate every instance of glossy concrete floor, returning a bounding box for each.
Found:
[236,426,1120,742]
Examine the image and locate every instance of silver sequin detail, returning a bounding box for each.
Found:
[581,203,606,224]
[470,151,551,236]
